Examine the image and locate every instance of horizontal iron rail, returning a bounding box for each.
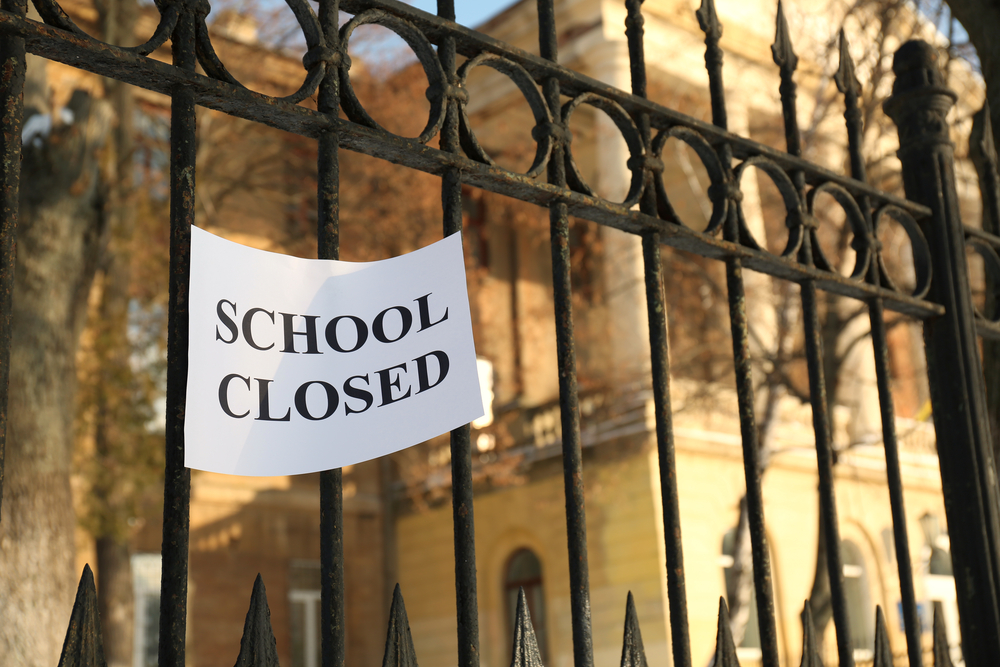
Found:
[336,0,930,214]
[0,10,944,321]
[980,320,1000,339]
[0,8,931,222]
[963,227,1000,339]
[967,225,1000,248]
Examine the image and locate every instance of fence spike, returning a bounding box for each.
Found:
[799,600,824,667]
[383,584,419,667]
[509,587,543,667]
[972,101,997,166]
[872,606,893,667]
[695,0,722,39]
[620,591,648,667]
[771,0,798,74]
[57,564,107,667]
[970,101,1000,235]
[712,597,740,667]
[233,574,280,667]
[834,30,860,97]
[932,601,955,667]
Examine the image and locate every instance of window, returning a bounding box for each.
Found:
[841,540,874,659]
[131,553,161,667]
[289,561,322,667]
[720,528,761,658]
[504,549,547,660]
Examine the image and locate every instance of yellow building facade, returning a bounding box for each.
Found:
[395,384,950,666]
[388,1,976,665]
[47,0,978,665]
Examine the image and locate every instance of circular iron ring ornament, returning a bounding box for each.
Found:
[651,126,727,234]
[31,0,179,56]
[872,205,932,299]
[196,0,327,104]
[339,10,446,145]
[732,156,803,258]
[964,239,1000,322]
[561,93,644,208]
[806,182,872,281]
[455,54,552,179]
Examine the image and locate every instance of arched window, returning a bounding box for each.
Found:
[720,529,761,657]
[504,549,547,659]
[841,540,874,656]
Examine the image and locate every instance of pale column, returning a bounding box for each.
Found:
[587,33,672,666]
[586,39,652,385]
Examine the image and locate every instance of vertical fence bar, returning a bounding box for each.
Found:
[886,40,1000,667]
[317,1,345,666]
[0,0,26,521]
[777,32,855,667]
[834,31,923,667]
[536,3,594,667]
[774,15,855,667]
[436,3,481,667]
[869,299,923,667]
[696,1,780,664]
[799,284,853,667]
[972,104,1000,236]
[159,5,197,667]
[970,104,1000,475]
[624,3,691,666]
[782,27,854,667]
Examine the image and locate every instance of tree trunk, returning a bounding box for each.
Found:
[88,0,138,663]
[97,536,134,667]
[0,84,111,665]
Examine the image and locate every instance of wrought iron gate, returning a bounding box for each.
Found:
[0,0,998,665]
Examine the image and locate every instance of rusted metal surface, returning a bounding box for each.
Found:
[698,0,781,663]
[536,4,593,667]
[932,602,956,667]
[712,598,741,667]
[0,9,948,329]
[510,588,544,667]
[57,566,107,667]
[626,2,691,665]
[158,5,196,667]
[841,30,962,667]
[798,603,823,667]
[233,575,281,667]
[872,608,892,667]
[619,592,647,667]
[886,40,1000,667]
[437,4,481,667]
[0,0,997,666]
[315,2,345,667]
[382,584,418,667]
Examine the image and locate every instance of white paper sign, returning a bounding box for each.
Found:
[185,226,484,476]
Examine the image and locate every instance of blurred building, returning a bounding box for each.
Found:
[41,0,986,666]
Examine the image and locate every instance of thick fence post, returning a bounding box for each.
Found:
[885,40,1000,666]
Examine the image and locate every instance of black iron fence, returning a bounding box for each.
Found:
[1,0,999,665]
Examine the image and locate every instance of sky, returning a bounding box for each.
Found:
[405,0,520,28]
[375,1,980,73]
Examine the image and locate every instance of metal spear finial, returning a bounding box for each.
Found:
[834,29,860,97]
[772,0,799,75]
